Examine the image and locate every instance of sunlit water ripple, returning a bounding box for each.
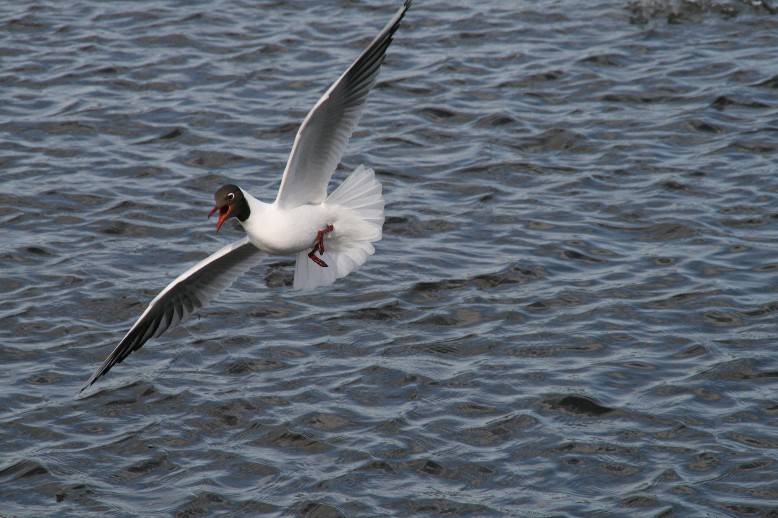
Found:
[2,0,778,516]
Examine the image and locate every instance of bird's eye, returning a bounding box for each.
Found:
[227,193,235,200]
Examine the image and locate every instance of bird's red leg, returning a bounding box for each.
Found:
[308,224,334,267]
[308,249,327,267]
[317,224,334,254]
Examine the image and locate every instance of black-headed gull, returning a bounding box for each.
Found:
[80,1,412,393]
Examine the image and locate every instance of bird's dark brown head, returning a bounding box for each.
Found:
[208,184,250,232]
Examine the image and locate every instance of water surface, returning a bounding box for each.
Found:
[2,0,778,516]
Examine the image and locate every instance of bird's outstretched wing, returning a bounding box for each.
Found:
[274,0,412,210]
[80,237,267,393]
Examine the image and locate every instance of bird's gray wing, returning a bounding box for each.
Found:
[274,0,412,209]
[80,237,267,393]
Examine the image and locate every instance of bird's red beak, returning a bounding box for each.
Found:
[208,205,231,233]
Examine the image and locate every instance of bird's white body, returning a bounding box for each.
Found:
[241,164,384,290]
[242,195,332,256]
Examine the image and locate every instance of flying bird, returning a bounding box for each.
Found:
[80,1,412,393]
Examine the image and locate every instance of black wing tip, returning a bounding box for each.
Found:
[375,0,413,46]
[77,379,95,395]
[77,334,138,394]
[78,359,115,394]
[77,373,100,395]
[348,0,412,83]
[393,0,413,34]
[380,0,412,56]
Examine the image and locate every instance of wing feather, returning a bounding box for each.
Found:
[79,237,267,393]
[274,1,412,209]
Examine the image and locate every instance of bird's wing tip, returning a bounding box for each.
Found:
[77,376,96,396]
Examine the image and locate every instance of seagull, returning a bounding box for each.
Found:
[80,0,412,393]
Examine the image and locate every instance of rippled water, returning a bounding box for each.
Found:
[3,0,778,516]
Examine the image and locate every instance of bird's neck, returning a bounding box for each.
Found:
[240,189,271,222]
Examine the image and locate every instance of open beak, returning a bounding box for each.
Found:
[208,205,231,233]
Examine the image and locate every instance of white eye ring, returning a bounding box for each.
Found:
[227,192,235,200]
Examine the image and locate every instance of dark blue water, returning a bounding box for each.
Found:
[2,0,778,516]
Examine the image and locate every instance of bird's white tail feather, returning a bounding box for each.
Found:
[293,165,384,290]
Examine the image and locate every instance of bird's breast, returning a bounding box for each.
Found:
[242,204,331,255]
